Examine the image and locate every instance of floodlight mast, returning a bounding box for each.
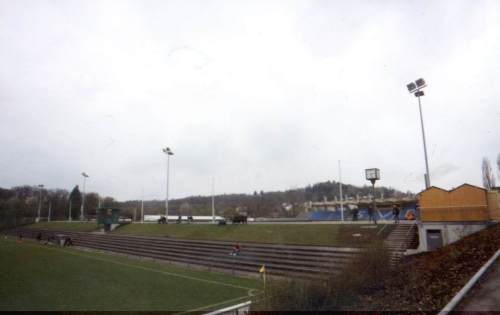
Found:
[80,172,89,221]
[211,177,215,223]
[338,160,344,221]
[365,168,380,224]
[36,184,44,222]
[407,78,431,189]
[162,147,174,223]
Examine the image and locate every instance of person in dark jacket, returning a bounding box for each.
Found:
[368,205,377,224]
[64,236,73,246]
[352,208,359,221]
[392,205,400,224]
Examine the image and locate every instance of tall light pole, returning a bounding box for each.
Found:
[36,184,44,222]
[162,147,174,223]
[407,78,431,189]
[48,201,52,222]
[338,160,344,221]
[211,177,215,223]
[80,172,89,221]
[68,197,72,222]
[141,188,144,223]
[365,168,380,224]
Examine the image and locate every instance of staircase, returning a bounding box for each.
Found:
[384,223,419,264]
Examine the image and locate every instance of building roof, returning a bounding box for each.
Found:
[417,183,486,195]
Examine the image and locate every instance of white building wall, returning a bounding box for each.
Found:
[417,222,488,252]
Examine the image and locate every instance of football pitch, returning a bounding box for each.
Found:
[0,237,261,312]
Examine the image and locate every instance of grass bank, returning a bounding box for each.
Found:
[24,221,99,232]
[113,223,393,246]
[0,237,259,311]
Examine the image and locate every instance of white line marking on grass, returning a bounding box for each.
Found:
[13,239,256,292]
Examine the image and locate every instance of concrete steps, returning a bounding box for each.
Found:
[384,224,419,264]
[9,228,360,280]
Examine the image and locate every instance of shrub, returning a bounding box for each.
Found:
[254,242,391,311]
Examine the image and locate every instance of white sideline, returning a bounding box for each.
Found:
[438,248,500,314]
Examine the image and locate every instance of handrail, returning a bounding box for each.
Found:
[204,301,252,315]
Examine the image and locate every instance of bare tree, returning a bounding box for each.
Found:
[482,157,496,190]
[497,153,500,180]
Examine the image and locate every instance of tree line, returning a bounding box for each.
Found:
[0,180,411,228]
[0,185,118,229]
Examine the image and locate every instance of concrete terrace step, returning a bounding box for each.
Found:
[71,237,351,270]
[77,233,359,260]
[32,229,359,264]
[24,228,361,255]
[76,242,330,280]
[10,228,356,279]
[73,239,341,275]
[73,234,353,265]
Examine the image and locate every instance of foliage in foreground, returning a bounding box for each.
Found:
[255,223,500,312]
[254,243,391,311]
[361,222,500,312]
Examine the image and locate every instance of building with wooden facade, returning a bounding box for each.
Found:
[415,184,499,251]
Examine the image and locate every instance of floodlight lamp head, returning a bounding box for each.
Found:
[38,184,44,188]
[163,147,174,155]
[407,82,417,93]
[365,168,380,182]
[82,172,89,178]
[416,78,426,88]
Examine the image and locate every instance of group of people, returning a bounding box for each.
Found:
[35,232,73,246]
[351,204,412,224]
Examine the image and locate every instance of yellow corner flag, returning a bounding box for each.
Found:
[260,264,267,294]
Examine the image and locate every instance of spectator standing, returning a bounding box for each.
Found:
[393,205,400,224]
[368,205,377,224]
[352,208,359,221]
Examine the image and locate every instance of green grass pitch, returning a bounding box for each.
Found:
[0,237,260,312]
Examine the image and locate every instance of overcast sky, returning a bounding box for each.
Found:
[1,0,499,201]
